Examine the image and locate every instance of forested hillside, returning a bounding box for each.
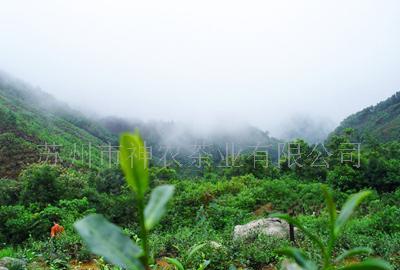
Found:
[0,72,116,178]
[0,73,281,178]
[0,75,399,270]
[1,2,399,269]
[333,92,400,142]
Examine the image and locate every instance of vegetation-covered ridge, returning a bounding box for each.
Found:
[0,74,399,269]
[0,71,116,177]
[332,92,400,142]
[0,72,284,178]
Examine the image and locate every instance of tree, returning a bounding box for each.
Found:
[93,167,125,195]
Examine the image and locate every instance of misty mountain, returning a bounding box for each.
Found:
[278,115,335,143]
[100,116,282,166]
[0,72,282,177]
[0,71,115,143]
[0,71,115,177]
[332,91,400,142]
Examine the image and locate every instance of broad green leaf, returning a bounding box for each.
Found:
[187,243,208,261]
[334,191,371,236]
[322,185,337,230]
[338,258,393,270]
[165,257,185,270]
[120,132,149,198]
[334,247,373,263]
[277,247,317,270]
[270,213,325,255]
[144,185,175,230]
[74,214,143,270]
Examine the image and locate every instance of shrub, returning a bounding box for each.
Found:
[56,169,89,200]
[150,167,178,182]
[0,178,21,205]
[19,164,61,206]
[0,205,33,244]
[374,205,400,234]
[92,167,125,195]
[235,235,289,269]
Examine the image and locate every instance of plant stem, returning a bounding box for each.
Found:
[323,233,335,269]
[137,196,150,269]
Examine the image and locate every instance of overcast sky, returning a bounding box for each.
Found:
[0,1,399,136]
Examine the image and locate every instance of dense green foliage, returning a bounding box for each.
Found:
[1,163,399,269]
[75,132,175,269]
[0,75,116,177]
[0,77,399,269]
[272,188,391,269]
[333,92,400,142]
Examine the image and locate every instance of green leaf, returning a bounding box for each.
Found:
[74,214,143,270]
[165,257,185,270]
[338,258,393,270]
[277,247,317,270]
[322,185,337,230]
[187,243,208,261]
[119,132,149,198]
[144,185,175,230]
[334,191,371,236]
[335,247,373,263]
[269,213,325,255]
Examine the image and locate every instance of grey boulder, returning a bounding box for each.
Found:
[0,257,27,270]
[233,217,292,241]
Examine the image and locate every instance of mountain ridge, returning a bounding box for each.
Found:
[332,91,400,142]
[0,72,281,177]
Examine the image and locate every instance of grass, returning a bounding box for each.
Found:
[0,247,16,258]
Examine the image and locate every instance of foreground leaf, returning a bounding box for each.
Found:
[335,247,373,263]
[144,185,175,230]
[335,191,371,236]
[165,257,185,270]
[322,185,337,232]
[74,214,143,270]
[278,247,318,270]
[338,258,393,270]
[120,132,149,198]
[270,213,325,255]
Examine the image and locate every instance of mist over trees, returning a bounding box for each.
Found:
[1,2,400,266]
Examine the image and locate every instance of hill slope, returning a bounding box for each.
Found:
[332,92,400,142]
[0,72,116,178]
[0,72,282,177]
